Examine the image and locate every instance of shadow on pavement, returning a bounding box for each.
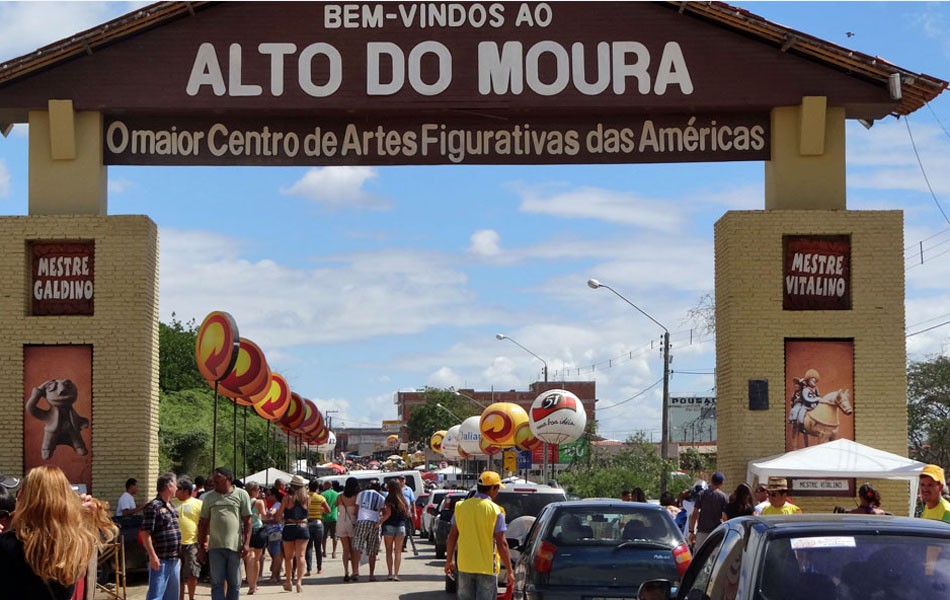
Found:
[401,591,452,600]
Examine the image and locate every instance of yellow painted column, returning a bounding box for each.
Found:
[765,97,846,210]
[28,100,108,215]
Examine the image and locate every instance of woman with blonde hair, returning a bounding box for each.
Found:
[0,465,116,599]
[276,475,310,593]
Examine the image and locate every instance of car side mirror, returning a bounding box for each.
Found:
[638,579,673,600]
[506,538,520,550]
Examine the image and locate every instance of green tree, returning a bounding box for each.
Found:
[405,387,482,449]
[558,432,676,499]
[908,354,950,466]
[158,314,205,393]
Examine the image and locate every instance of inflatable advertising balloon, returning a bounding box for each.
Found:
[480,402,528,447]
[529,389,587,444]
[195,311,240,384]
[317,431,336,454]
[442,425,462,460]
[279,392,305,434]
[430,430,447,454]
[513,420,543,452]
[479,436,504,456]
[218,338,271,405]
[386,434,400,450]
[458,416,484,456]
[251,373,291,422]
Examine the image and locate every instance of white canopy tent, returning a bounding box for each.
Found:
[746,439,926,516]
[243,467,300,487]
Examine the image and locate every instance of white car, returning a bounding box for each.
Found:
[422,489,451,540]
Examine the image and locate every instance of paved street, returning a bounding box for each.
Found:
[123,537,449,600]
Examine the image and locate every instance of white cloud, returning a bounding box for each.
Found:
[281,167,391,210]
[467,229,501,257]
[0,2,150,60]
[158,228,494,350]
[108,178,133,194]
[0,161,9,197]
[516,185,684,231]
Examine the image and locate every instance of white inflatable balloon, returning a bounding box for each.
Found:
[317,431,336,454]
[442,425,462,460]
[528,389,587,444]
[458,415,485,456]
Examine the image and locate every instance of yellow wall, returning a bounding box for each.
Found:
[0,215,159,500]
[715,210,908,512]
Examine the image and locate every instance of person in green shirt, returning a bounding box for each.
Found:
[196,467,252,600]
[918,464,950,523]
[320,481,340,559]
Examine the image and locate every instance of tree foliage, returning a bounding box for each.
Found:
[158,315,205,393]
[908,355,950,466]
[405,387,484,450]
[557,432,681,499]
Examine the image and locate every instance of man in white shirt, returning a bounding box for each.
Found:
[116,477,140,518]
[752,483,770,515]
[352,480,386,581]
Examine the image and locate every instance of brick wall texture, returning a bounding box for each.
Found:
[0,215,159,503]
[715,210,909,513]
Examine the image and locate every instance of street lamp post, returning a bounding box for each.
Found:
[453,390,490,409]
[496,333,552,481]
[587,278,672,495]
[496,333,548,382]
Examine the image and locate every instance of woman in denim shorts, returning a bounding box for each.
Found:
[379,479,411,581]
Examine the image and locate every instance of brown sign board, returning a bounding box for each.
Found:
[789,477,855,498]
[30,241,95,316]
[103,113,769,166]
[783,235,851,310]
[0,3,892,127]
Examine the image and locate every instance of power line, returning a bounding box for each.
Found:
[904,116,950,226]
[596,377,662,411]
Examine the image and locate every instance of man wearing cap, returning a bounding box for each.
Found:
[752,483,770,515]
[444,471,514,600]
[197,467,253,600]
[761,477,802,516]
[688,472,729,549]
[918,464,950,522]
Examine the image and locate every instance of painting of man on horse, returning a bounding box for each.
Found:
[785,341,855,451]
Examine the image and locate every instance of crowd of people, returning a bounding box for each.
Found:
[0,460,947,600]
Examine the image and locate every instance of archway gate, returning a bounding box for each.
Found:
[0,2,944,510]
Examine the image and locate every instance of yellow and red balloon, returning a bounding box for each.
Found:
[195,311,240,384]
[480,402,528,447]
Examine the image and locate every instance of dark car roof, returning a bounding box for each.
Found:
[732,514,950,536]
[553,499,668,511]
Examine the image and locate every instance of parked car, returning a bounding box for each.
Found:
[512,500,691,600]
[432,491,470,559]
[641,514,950,600]
[423,489,452,540]
[413,492,429,535]
[445,482,569,592]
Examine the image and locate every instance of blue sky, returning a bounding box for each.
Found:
[1,2,948,442]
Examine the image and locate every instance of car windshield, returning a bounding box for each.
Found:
[757,534,950,600]
[496,491,565,523]
[543,506,681,547]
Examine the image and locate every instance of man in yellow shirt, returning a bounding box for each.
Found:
[918,464,950,523]
[173,478,203,600]
[444,471,514,600]
[760,477,802,516]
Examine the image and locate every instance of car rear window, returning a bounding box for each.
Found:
[495,490,566,523]
[543,506,681,546]
[757,533,950,600]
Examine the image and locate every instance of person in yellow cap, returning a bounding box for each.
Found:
[444,471,513,600]
[918,464,950,522]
